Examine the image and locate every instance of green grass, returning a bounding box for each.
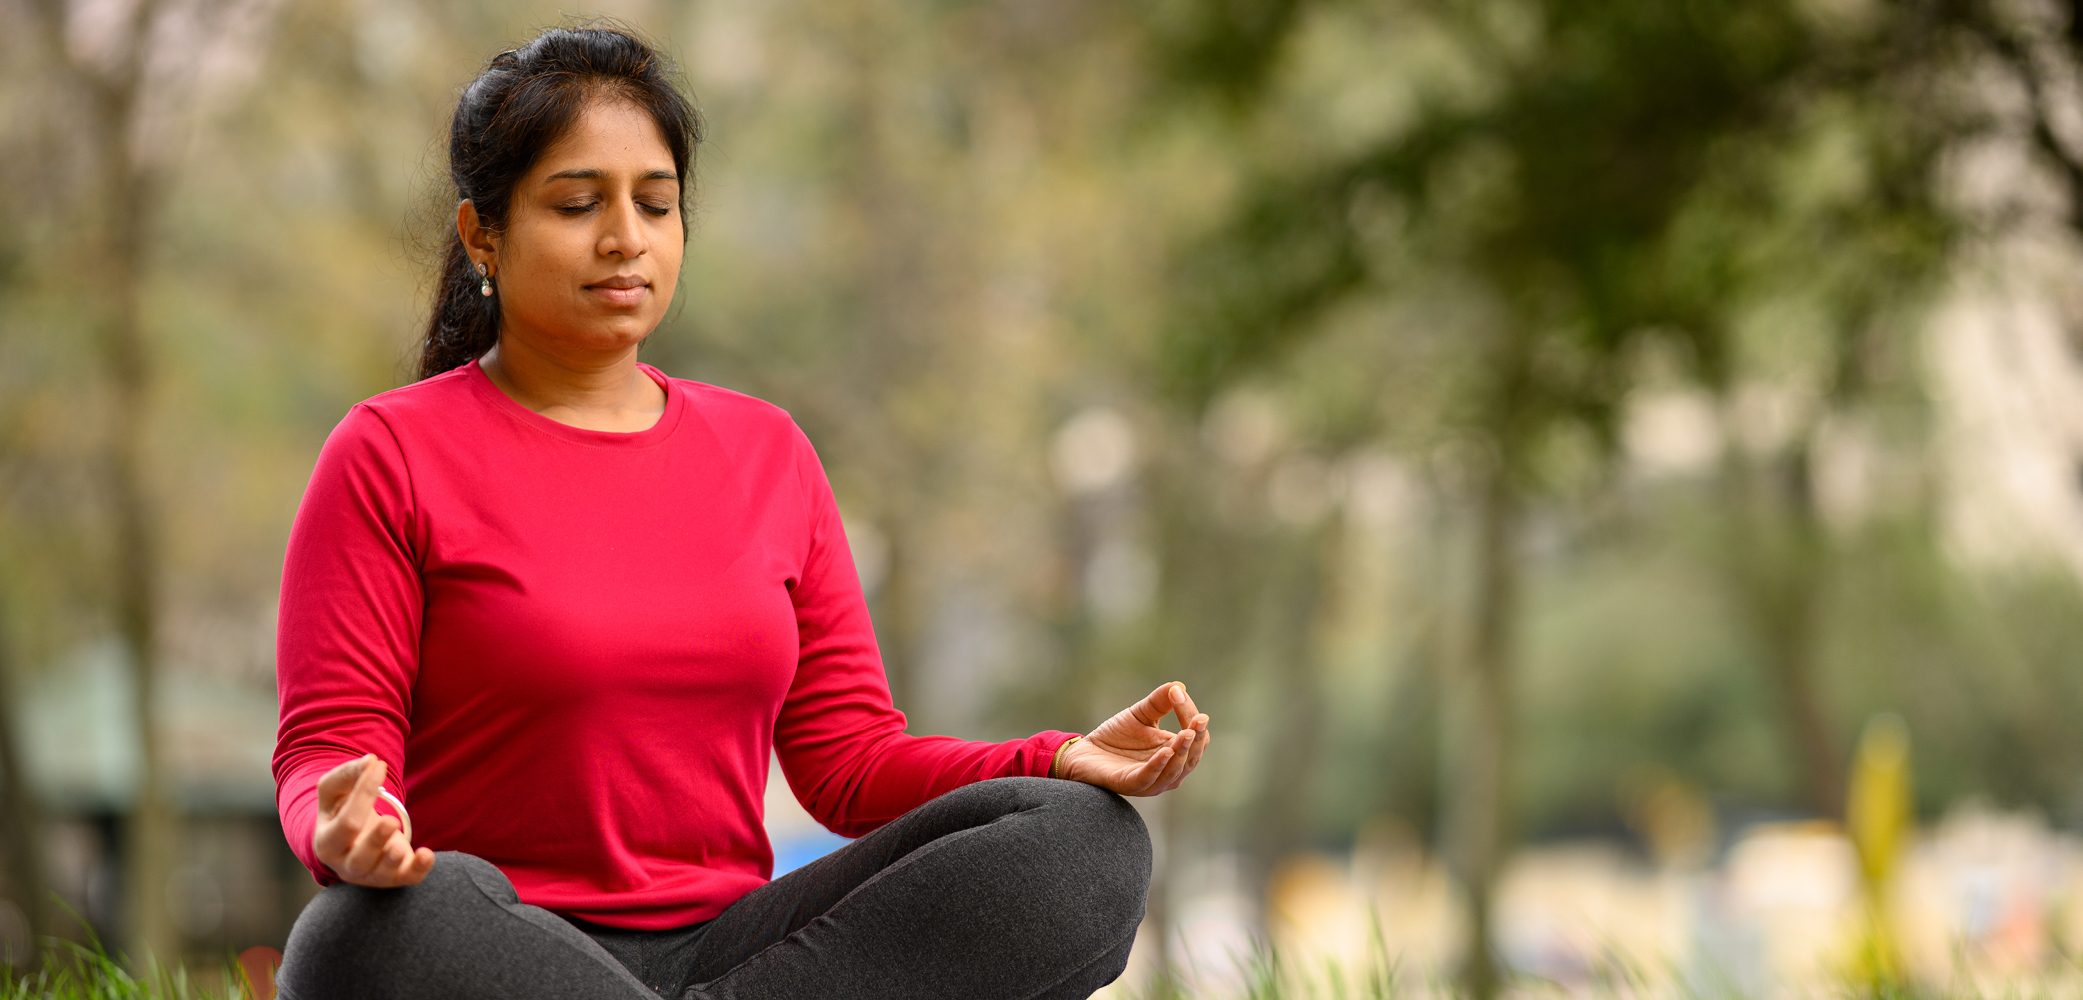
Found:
[0,903,270,1000]
[0,942,264,1000]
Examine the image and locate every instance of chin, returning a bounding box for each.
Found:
[591,318,661,346]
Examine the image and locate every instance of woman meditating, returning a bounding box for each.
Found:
[269,23,1210,1000]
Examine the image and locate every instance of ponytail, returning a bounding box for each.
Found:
[419,237,500,380]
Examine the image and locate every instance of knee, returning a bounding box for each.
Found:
[278,852,503,990]
[426,850,517,903]
[1022,779,1154,931]
[307,850,499,915]
[1049,780,1152,869]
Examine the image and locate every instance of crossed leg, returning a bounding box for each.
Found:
[276,777,1152,1000]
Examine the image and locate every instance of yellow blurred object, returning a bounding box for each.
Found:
[1617,763,1716,869]
[1848,714,1910,886]
[1843,713,1911,989]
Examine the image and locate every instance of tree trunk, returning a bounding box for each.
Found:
[21,0,177,970]
[1240,512,1340,943]
[0,598,52,973]
[1725,430,1843,819]
[1135,438,1248,992]
[1449,447,1522,1000]
[54,13,180,969]
[100,128,177,981]
[1445,337,1530,1000]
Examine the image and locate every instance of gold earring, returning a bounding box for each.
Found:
[478,261,493,297]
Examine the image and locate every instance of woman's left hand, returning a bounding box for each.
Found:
[1056,681,1210,797]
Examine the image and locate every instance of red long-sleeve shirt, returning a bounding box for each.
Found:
[273,358,1079,930]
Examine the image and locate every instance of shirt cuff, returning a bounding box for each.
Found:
[1046,734,1084,780]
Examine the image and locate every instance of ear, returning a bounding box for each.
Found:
[457,199,500,269]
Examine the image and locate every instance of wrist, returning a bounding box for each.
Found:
[1050,736,1085,781]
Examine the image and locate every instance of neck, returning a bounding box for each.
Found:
[478,338,664,429]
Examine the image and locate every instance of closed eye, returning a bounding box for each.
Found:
[557,202,674,217]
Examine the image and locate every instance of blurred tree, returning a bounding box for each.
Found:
[20,0,180,970]
[1624,70,1960,823]
[19,0,291,973]
[0,7,94,964]
[1963,0,2083,232]
[0,597,48,974]
[1140,0,1972,993]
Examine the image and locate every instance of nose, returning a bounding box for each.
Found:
[598,199,649,259]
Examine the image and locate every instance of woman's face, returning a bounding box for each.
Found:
[483,95,684,357]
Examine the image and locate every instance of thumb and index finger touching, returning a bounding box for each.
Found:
[318,754,389,824]
[314,753,433,887]
[1128,680,1203,730]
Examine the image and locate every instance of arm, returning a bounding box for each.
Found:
[772,420,1080,838]
[272,403,419,886]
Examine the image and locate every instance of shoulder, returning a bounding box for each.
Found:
[654,370,835,503]
[660,369,810,446]
[299,367,483,488]
[347,364,481,433]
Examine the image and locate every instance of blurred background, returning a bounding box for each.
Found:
[4,0,2083,996]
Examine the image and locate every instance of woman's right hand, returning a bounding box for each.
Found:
[314,754,436,888]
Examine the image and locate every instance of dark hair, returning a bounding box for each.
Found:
[417,22,703,381]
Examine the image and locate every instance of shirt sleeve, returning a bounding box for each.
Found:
[272,403,419,886]
[772,420,1080,838]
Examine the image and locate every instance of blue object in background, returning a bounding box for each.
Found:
[771,829,852,877]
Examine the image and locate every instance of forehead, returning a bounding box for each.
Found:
[532,96,676,181]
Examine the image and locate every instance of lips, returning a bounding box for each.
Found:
[586,275,648,289]
[585,280,649,309]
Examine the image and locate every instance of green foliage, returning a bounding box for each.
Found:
[0,905,266,1000]
[1154,0,1969,440]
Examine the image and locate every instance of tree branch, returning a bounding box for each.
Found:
[1966,0,2083,231]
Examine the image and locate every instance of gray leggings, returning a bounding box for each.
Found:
[276,777,1152,999]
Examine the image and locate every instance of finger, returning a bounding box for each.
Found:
[346,755,385,827]
[1173,686,1203,729]
[359,829,408,884]
[320,756,385,863]
[1131,682,1184,726]
[316,754,374,817]
[312,759,378,862]
[1141,729,1193,794]
[359,836,430,889]
[344,814,401,881]
[370,829,422,883]
[395,847,437,886]
[1153,728,1194,789]
[342,812,398,880]
[1157,716,1207,791]
[1184,716,1209,772]
[1129,745,1176,796]
[380,828,413,868]
[1166,725,1209,792]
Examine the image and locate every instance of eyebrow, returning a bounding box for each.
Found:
[543,168,678,184]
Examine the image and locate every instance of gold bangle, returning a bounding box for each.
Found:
[1050,736,1083,780]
